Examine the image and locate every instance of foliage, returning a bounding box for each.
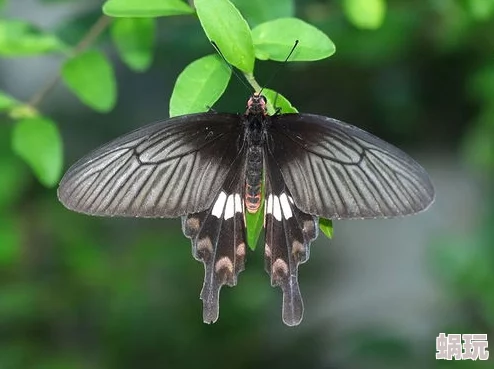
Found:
[110,18,155,72]
[169,54,231,117]
[342,0,387,30]
[1,0,335,247]
[61,50,117,112]
[11,117,63,188]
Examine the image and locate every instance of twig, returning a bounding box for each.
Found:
[27,15,112,109]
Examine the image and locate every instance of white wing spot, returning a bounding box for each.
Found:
[273,195,282,221]
[234,194,242,214]
[224,194,235,220]
[280,193,293,219]
[265,243,271,258]
[266,194,273,215]
[211,191,227,218]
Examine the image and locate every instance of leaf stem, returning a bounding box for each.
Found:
[27,15,112,109]
[244,72,262,92]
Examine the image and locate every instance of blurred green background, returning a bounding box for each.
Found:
[1,0,494,368]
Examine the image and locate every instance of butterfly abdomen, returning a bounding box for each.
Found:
[245,145,263,213]
[244,112,266,214]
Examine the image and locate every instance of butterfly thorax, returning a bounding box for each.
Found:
[244,93,268,214]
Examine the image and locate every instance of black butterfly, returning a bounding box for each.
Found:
[58,93,435,326]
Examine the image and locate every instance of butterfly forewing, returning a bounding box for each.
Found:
[58,113,243,217]
[267,113,435,219]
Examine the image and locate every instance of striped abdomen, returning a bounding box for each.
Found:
[245,145,263,213]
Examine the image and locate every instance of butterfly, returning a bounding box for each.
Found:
[57,92,435,326]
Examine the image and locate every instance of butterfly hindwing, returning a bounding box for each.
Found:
[264,152,318,326]
[182,152,247,323]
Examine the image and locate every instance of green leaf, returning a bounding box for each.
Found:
[62,50,117,112]
[195,0,255,73]
[231,0,294,27]
[111,18,155,72]
[11,117,63,188]
[319,218,334,239]
[103,0,194,17]
[252,18,335,61]
[0,91,17,113]
[262,88,298,115]
[245,179,265,250]
[466,0,494,21]
[0,20,66,56]
[343,0,387,30]
[169,54,231,117]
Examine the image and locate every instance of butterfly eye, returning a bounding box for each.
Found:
[260,95,267,104]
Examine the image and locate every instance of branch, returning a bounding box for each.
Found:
[27,15,112,109]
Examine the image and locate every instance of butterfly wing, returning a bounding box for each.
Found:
[267,113,435,219]
[264,151,318,326]
[58,113,243,218]
[182,149,247,324]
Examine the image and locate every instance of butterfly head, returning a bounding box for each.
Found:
[246,92,267,116]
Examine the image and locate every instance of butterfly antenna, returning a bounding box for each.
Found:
[259,40,299,95]
[210,40,252,94]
